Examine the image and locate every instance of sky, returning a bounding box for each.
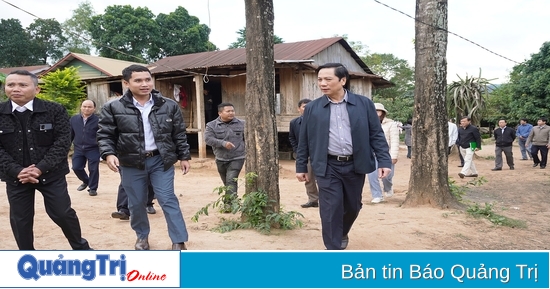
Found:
[1,0,548,83]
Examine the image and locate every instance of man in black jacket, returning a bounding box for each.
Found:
[97,65,191,250]
[492,119,515,171]
[70,99,100,196]
[457,116,482,178]
[0,70,91,250]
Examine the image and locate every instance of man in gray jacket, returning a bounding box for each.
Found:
[526,116,550,169]
[205,103,245,208]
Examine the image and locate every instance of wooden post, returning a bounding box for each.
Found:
[194,75,207,159]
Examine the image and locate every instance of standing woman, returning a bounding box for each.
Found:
[368,103,400,203]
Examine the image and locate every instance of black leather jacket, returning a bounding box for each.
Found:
[97,89,191,170]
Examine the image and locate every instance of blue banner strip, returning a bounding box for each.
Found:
[179,251,548,288]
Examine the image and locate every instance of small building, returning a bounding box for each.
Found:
[149,37,391,158]
[40,53,143,110]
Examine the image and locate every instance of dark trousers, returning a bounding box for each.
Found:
[316,158,365,250]
[6,177,90,250]
[116,171,155,215]
[71,148,100,190]
[531,145,549,167]
[216,158,245,198]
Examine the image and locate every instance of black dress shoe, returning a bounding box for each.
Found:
[533,163,539,167]
[146,206,156,214]
[491,168,502,171]
[466,174,478,177]
[341,235,349,250]
[88,189,97,196]
[457,165,464,167]
[77,183,88,191]
[172,243,187,250]
[510,166,514,170]
[135,238,149,250]
[111,210,130,220]
[301,201,319,208]
[541,166,546,169]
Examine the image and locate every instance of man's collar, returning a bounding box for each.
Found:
[11,100,34,112]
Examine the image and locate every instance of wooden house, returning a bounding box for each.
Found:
[149,37,392,158]
[40,53,143,110]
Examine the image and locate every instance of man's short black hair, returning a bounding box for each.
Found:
[217,102,234,112]
[297,98,312,107]
[122,65,151,81]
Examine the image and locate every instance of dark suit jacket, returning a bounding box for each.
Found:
[493,126,515,147]
[289,116,302,152]
[296,91,391,177]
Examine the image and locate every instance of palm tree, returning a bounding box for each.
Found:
[447,69,494,127]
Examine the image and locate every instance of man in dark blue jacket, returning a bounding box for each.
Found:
[70,99,100,196]
[296,63,392,250]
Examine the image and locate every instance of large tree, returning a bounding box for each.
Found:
[89,5,157,62]
[405,0,459,208]
[149,6,216,60]
[228,27,283,49]
[62,1,95,54]
[507,41,550,121]
[27,18,67,64]
[0,19,37,66]
[244,0,280,213]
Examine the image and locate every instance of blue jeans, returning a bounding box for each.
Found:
[216,158,245,198]
[120,155,188,243]
[71,148,100,190]
[518,138,531,159]
[367,160,395,199]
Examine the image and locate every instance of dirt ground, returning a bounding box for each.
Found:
[0,142,548,250]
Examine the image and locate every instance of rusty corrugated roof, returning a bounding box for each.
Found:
[150,37,375,75]
[0,65,50,75]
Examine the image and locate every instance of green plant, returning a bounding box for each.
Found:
[448,177,466,202]
[37,66,86,115]
[467,202,526,228]
[192,172,304,234]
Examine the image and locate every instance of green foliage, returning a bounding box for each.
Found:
[27,18,67,64]
[62,1,95,54]
[149,7,216,60]
[0,19,38,66]
[467,203,526,228]
[37,67,86,115]
[506,42,550,122]
[228,27,284,49]
[89,5,157,62]
[89,5,214,62]
[362,53,415,121]
[449,176,487,203]
[447,69,494,127]
[192,172,303,234]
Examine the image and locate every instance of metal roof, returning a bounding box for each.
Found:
[0,65,50,75]
[150,37,376,75]
[41,53,143,79]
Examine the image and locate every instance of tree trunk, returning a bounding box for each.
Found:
[404,0,460,208]
[244,0,280,213]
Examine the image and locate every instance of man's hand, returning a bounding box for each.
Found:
[391,158,398,164]
[224,142,235,149]
[18,164,41,184]
[378,167,392,179]
[296,173,309,182]
[106,155,120,172]
[180,160,190,175]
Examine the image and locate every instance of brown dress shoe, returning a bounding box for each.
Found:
[135,238,149,250]
[172,243,187,250]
